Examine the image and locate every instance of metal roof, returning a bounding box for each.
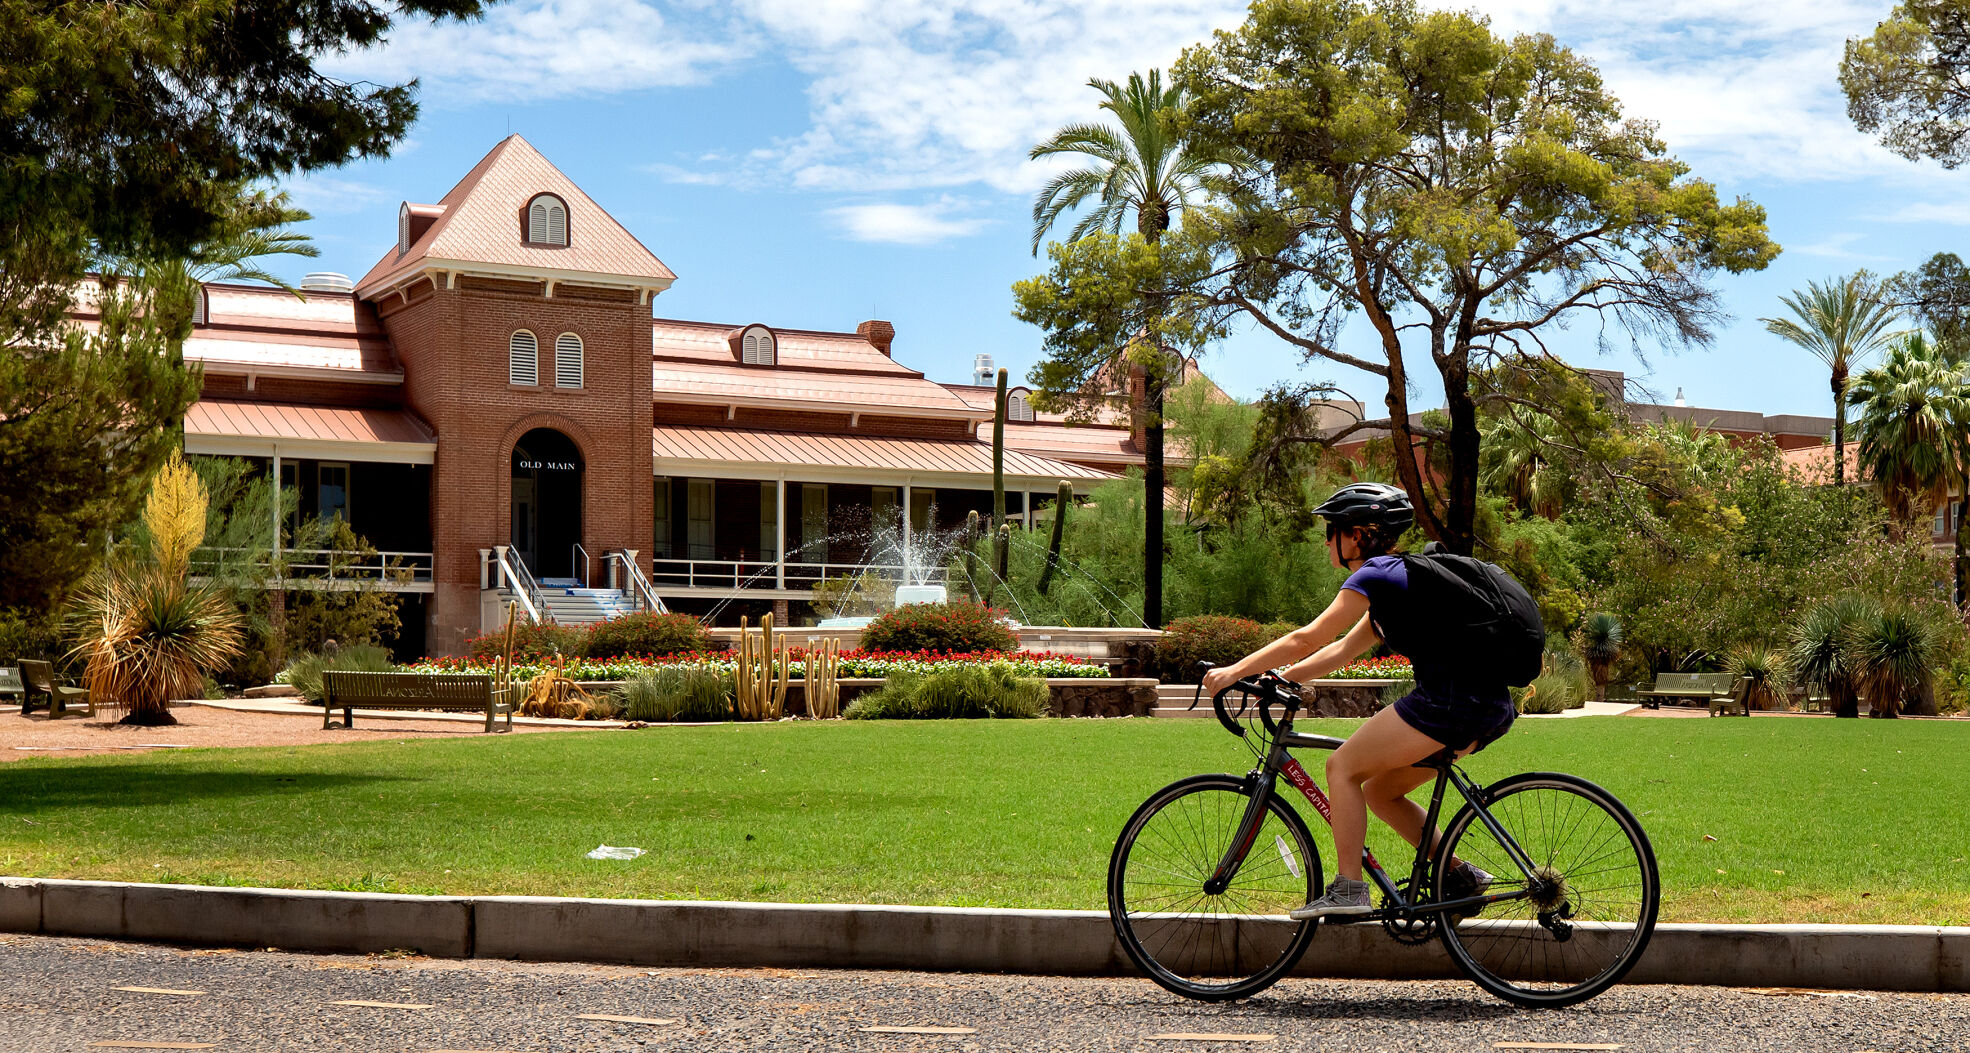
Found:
[651,424,1116,486]
[184,400,437,464]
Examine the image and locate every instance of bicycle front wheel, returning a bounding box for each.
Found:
[1434,772,1660,1008]
[1108,774,1323,1001]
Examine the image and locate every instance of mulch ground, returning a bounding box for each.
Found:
[0,703,564,762]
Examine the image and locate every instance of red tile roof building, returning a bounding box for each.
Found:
[176,137,1134,654]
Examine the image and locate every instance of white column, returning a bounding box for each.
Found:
[902,479,914,553]
[775,476,787,591]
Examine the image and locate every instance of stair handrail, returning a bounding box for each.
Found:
[491,545,552,624]
[571,542,594,588]
[608,551,668,614]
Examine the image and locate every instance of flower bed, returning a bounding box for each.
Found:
[1325,656,1413,680]
[402,648,1109,683]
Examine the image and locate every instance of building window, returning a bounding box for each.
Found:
[801,483,828,563]
[318,463,350,523]
[653,477,672,558]
[759,482,778,561]
[741,326,775,366]
[527,194,568,246]
[687,479,714,559]
[554,332,583,389]
[509,330,538,386]
[1007,391,1035,422]
[398,202,412,256]
[191,286,209,327]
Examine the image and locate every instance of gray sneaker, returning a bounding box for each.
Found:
[1442,861,1495,921]
[1289,877,1374,920]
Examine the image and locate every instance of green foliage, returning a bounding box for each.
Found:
[1850,332,1959,524]
[280,523,403,655]
[280,643,397,704]
[809,573,890,619]
[843,663,1049,719]
[1154,615,1273,682]
[465,621,588,664]
[584,612,715,659]
[1841,0,1970,167]
[858,600,1018,654]
[617,666,734,722]
[1850,606,1942,718]
[1726,644,1791,711]
[0,607,64,666]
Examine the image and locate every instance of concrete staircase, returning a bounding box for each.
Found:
[1153,683,1214,718]
[535,580,637,626]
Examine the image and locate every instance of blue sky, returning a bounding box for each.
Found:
[273,0,1968,418]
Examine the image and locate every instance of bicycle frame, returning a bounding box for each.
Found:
[1204,684,1544,922]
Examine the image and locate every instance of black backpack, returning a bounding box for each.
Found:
[1372,553,1546,688]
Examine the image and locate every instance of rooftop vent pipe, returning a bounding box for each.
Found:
[300,272,354,295]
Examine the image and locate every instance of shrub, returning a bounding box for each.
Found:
[585,611,715,659]
[858,600,1016,654]
[1154,615,1272,682]
[843,662,1048,719]
[0,606,64,666]
[617,666,734,722]
[1725,644,1790,711]
[1849,606,1939,718]
[466,620,588,663]
[1518,675,1574,714]
[283,643,396,703]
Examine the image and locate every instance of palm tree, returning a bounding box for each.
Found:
[1760,273,1904,487]
[1480,411,1571,518]
[1850,332,1956,530]
[1029,70,1231,627]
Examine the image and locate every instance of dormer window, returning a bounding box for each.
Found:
[739,325,776,366]
[1007,389,1035,422]
[526,194,568,247]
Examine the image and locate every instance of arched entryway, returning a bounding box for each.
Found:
[511,428,584,581]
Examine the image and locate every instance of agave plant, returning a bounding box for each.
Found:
[70,452,244,725]
[1725,644,1790,712]
[1848,607,1939,719]
[1579,613,1623,701]
[1785,596,1877,719]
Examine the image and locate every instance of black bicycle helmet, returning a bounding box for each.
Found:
[1312,482,1414,532]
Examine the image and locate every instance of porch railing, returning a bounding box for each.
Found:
[607,550,669,615]
[486,545,550,625]
[190,547,433,587]
[647,557,949,592]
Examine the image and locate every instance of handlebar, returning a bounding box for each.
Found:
[1194,663,1302,738]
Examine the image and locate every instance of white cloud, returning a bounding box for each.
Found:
[1788,231,1895,260]
[827,198,994,244]
[283,175,395,215]
[326,0,742,102]
[1874,201,1970,225]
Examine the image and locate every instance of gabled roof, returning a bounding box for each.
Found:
[355,135,676,297]
[653,318,918,376]
[652,425,1116,486]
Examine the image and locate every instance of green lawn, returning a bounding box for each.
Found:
[1,717,1963,925]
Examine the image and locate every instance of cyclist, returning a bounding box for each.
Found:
[1201,482,1506,920]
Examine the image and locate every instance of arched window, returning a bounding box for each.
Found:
[554,332,584,389]
[509,330,539,386]
[398,202,412,256]
[191,285,209,327]
[526,194,568,246]
[1007,391,1035,422]
[741,326,775,366]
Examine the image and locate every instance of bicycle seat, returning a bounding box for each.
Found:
[1412,747,1457,771]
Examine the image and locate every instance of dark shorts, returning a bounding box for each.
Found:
[1393,684,1516,754]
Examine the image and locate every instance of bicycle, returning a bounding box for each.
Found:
[1107,669,1659,1008]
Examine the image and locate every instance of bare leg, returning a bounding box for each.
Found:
[1324,707,1455,882]
[1362,765,1472,869]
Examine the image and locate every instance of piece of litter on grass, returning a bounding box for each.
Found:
[327,999,433,1010]
[1701,834,1718,842]
[111,987,204,996]
[586,844,644,860]
[576,1014,677,1026]
[860,1026,978,1035]
[1145,1034,1275,1043]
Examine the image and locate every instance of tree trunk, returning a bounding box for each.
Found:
[1037,480,1070,596]
[1145,380,1165,628]
[1831,367,1847,489]
[1439,352,1482,555]
[992,369,1007,533]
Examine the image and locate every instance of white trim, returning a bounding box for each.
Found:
[358,257,673,301]
[649,457,1108,491]
[185,434,436,465]
[194,359,403,386]
[554,332,584,389]
[652,389,991,422]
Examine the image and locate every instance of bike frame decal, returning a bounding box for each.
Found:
[1279,756,1382,872]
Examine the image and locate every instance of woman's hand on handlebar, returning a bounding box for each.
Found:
[1200,665,1244,697]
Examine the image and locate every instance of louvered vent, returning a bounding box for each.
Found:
[547,201,566,245]
[555,332,584,388]
[741,328,775,365]
[527,195,568,246]
[509,330,539,386]
[1008,393,1035,422]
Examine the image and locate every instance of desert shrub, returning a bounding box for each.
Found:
[1154,615,1272,682]
[617,666,734,722]
[1849,606,1940,718]
[1725,644,1790,710]
[1261,621,1300,644]
[585,611,714,659]
[283,643,396,703]
[1518,675,1574,714]
[466,620,588,663]
[843,662,1047,719]
[858,599,1016,654]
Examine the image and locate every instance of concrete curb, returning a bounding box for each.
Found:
[2,878,1963,991]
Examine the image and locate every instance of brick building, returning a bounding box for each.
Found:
[175,137,1134,656]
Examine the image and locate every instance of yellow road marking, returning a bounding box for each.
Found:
[1492,1045,1623,1051]
[575,1014,677,1026]
[326,1000,433,1010]
[111,987,204,997]
[89,1044,216,1050]
[860,1025,979,1034]
[1146,1035,1276,1043]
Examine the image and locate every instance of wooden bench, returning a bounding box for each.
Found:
[1636,672,1738,712]
[19,659,92,719]
[320,671,512,732]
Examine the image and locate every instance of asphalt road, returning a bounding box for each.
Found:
[1,934,1964,1052]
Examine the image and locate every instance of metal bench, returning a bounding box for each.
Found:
[1,665,23,707]
[320,670,512,732]
[19,659,93,719]
[1636,672,1738,713]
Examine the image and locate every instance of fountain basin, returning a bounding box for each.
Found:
[893,584,948,606]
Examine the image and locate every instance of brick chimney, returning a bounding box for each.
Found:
[857,319,895,356]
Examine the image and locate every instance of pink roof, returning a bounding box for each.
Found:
[652,425,1115,483]
[652,360,985,416]
[1781,443,1863,485]
[356,135,676,294]
[980,420,1144,466]
[653,318,918,376]
[185,400,435,446]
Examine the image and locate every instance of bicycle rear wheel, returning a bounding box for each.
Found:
[1108,774,1322,1001]
[1434,772,1659,1008]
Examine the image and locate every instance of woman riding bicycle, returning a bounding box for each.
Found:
[1201,482,1507,920]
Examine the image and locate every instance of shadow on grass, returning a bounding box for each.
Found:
[0,763,408,812]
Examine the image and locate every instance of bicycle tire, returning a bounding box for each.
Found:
[1433,771,1660,1008]
[1108,774,1323,1001]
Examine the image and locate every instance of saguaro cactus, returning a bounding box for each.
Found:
[963,509,982,601]
[803,637,841,719]
[993,367,1007,533]
[1037,480,1070,596]
[736,613,790,720]
[994,522,1010,584]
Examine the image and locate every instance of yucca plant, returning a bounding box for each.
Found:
[71,452,245,725]
[1785,597,1876,719]
[1848,607,1938,719]
[1725,644,1790,711]
[1579,613,1623,702]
